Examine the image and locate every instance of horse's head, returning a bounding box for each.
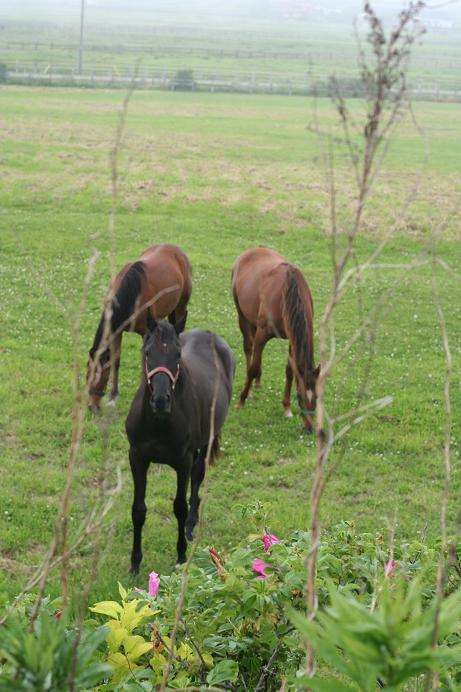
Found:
[143,316,182,415]
[295,364,320,433]
[87,348,111,413]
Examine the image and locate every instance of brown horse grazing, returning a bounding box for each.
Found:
[231,247,319,431]
[87,243,192,412]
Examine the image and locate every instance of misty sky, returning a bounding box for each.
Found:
[2,0,460,25]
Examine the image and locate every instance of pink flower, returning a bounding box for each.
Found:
[262,533,280,552]
[252,558,269,579]
[148,571,160,597]
[384,559,397,578]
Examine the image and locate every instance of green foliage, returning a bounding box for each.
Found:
[0,598,110,690]
[173,68,196,90]
[84,523,459,689]
[291,580,461,691]
[0,526,459,689]
[206,659,239,685]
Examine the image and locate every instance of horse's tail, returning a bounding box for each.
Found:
[208,435,220,466]
[281,265,314,381]
[90,261,146,359]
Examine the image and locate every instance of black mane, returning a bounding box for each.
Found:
[90,261,145,358]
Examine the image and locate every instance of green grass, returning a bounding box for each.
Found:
[0,86,459,607]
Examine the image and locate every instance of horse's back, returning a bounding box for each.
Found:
[138,244,192,320]
[181,329,235,433]
[182,329,235,392]
[232,247,287,328]
[141,244,190,270]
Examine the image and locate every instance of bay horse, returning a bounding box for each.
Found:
[87,243,192,412]
[125,316,235,571]
[231,247,319,432]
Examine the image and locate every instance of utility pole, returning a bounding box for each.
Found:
[77,0,85,74]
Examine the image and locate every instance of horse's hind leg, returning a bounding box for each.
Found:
[185,451,206,542]
[238,327,268,408]
[174,457,192,564]
[283,346,294,418]
[108,334,122,404]
[129,448,149,574]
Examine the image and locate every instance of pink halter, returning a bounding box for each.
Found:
[145,360,179,394]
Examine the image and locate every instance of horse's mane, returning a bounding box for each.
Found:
[282,265,314,384]
[90,261,146,358]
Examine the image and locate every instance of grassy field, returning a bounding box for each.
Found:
[0,85,460,606]
[2,3,461,93]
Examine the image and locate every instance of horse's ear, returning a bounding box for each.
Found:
[146,311,157,333]
[173,312,187,336]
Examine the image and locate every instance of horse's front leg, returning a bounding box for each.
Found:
[238,328,268,408]
[108,334,122,405]
[129,447,149,574]
[185,451,206,542]
[174,455,192,564]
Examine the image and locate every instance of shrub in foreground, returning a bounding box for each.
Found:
[0,523,459,689]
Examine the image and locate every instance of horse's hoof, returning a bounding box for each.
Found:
[236,399,245,411]
[254,380,261,389]
[129,565,139,575]
[107,396,118,407]
[284,408,293,418]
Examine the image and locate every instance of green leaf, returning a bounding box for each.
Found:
[202,652,214,669]
[177,641,194,661]
[206,659,239,685]
[89,601,123,619]
[118,582,128,601]
[107,626,128,653]
[123,634,152,661]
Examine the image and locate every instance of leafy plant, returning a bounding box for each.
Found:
[1,525,458,689]
[0,603,110,690]
[89,582,208,688]
[86,523,458,689]
[291,579,461,691]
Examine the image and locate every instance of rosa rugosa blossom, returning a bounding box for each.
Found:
[262,532,280,552]
[148,571,160,597]
[252,558,269,579]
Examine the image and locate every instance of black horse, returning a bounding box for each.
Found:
[125,316,235,573]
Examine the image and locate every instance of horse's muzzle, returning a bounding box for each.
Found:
[150,394,172,414]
